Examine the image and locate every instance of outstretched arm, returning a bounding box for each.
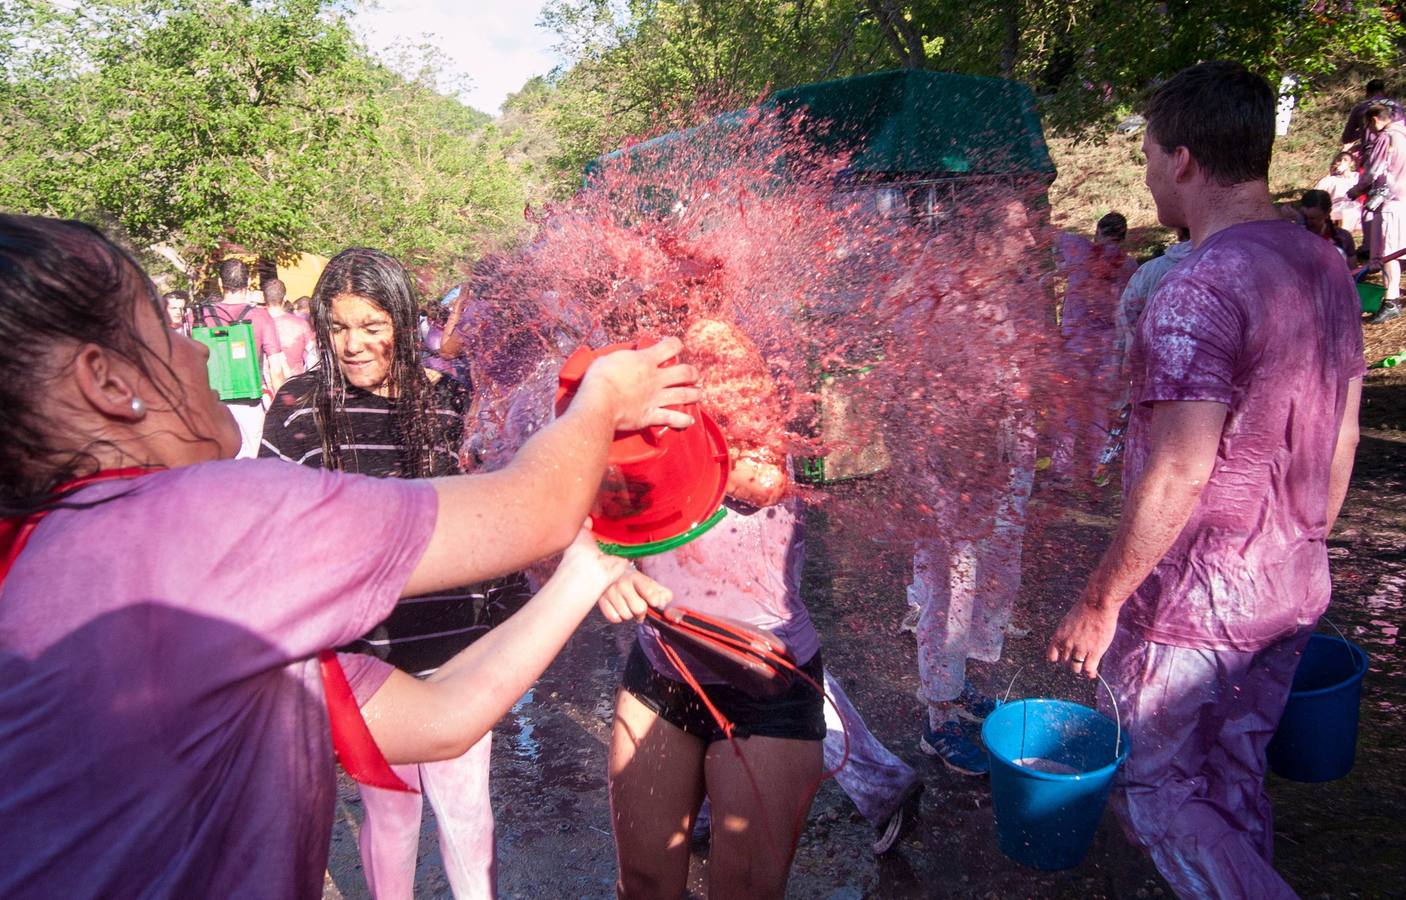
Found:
[403,339,701,594]
[363,528,629,763]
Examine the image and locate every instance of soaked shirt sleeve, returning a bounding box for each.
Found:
[1135,275,1241,408]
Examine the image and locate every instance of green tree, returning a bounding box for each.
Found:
[1,0,375,266]
[0,0,531,291]
[307,45,529,294]
[523,0,1405,179]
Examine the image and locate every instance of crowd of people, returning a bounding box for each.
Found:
[1296,77,1404,324]
[0,59,1370,900]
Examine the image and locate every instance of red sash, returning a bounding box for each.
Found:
[0,467,415,793]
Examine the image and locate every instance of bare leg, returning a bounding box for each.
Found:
[421,733,496,900]
[357,764,425,900]
[608,689,706,900]
[704,735,822,900]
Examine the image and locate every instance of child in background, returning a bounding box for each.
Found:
[261,248,530,900]
[1300,189,1356,265]
[1315,151,1363,234]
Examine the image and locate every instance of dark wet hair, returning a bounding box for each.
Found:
[1367,78,1387,95]
[1145,60,1274,188]
[1095,212,1128,241]
[218,257,248,292]
[262,277,287,307]
[308,247,453,477]
[1365,102,1394,125]
[0,215,179,513]
[1300,189,1332,213]
[163,290,190,305]
[1332,151,1356,170]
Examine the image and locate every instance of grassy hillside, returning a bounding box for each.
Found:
[1046,68,1400,254]
[1045,67,1406,368]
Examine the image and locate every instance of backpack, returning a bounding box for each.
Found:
[191,303,263,401]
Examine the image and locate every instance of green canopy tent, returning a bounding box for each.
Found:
[585,70,1058,483]
[770,69,1055,180]
[586,69,1057,227]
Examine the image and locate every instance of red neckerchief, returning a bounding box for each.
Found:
[0,467,415,794]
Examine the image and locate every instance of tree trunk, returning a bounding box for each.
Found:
[866,1,927,69]
[1000,0,1020,78]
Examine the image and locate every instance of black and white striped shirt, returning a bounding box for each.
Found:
[260,370,530,676]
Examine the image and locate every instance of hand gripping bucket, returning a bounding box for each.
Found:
[1267,628,1369,783]
[981,671,1129,871]
[555,337,731,558]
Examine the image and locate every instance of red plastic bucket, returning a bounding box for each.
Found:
[555,337,730,557]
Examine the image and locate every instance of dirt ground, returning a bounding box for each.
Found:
[324,369,1405,900]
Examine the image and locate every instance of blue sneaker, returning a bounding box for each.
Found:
[955,681,997,724]
[920,721,990,776]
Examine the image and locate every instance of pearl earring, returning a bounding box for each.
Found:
[130,397,146,419]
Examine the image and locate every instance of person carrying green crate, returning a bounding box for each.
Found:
[192,258,290,457]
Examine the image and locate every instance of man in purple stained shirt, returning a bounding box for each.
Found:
[1048,61,1364,898]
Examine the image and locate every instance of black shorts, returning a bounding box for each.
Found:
[622,642,825,745]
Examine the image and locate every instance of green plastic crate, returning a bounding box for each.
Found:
[796,363,890,485]
[1358,281,1384,315]
[192,323,263,401]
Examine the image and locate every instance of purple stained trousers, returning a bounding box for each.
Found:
[356,733,496,899]
[909,449,1034,708]
[1099,624,1313,900]
[822,669,922,827]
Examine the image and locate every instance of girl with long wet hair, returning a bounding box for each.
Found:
[262,247,522,898]
[0,214,697,899]
[304,248,454,476]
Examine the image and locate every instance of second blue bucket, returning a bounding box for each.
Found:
[1267,633,1368,782]
[982,693,1128,871]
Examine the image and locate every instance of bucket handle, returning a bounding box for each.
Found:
[1320,616,1359,673]
[1002,665,1122,760]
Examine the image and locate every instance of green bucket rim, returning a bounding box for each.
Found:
[598,507,728,559]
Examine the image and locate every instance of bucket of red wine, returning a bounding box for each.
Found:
[555,337,730,558]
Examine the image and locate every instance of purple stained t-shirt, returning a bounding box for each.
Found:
[637,497,820,684]
[1122,219,1365,652]
[0,460,437,899]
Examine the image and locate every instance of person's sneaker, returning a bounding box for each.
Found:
[871,781,925,855]
[1368,300,1401,324]
[920,721,990,776]
[691,797,711,848]
[954,681,997,724]
[898,603,921,635]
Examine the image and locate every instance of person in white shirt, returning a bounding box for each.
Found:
[1116,228,1192,366]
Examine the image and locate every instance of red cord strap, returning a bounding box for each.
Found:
[645,605,851,864]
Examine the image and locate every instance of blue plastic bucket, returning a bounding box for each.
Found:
[982,684,1129,871]
[1267,633,1368,783]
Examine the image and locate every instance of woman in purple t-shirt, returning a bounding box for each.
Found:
[0,215,699,900]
